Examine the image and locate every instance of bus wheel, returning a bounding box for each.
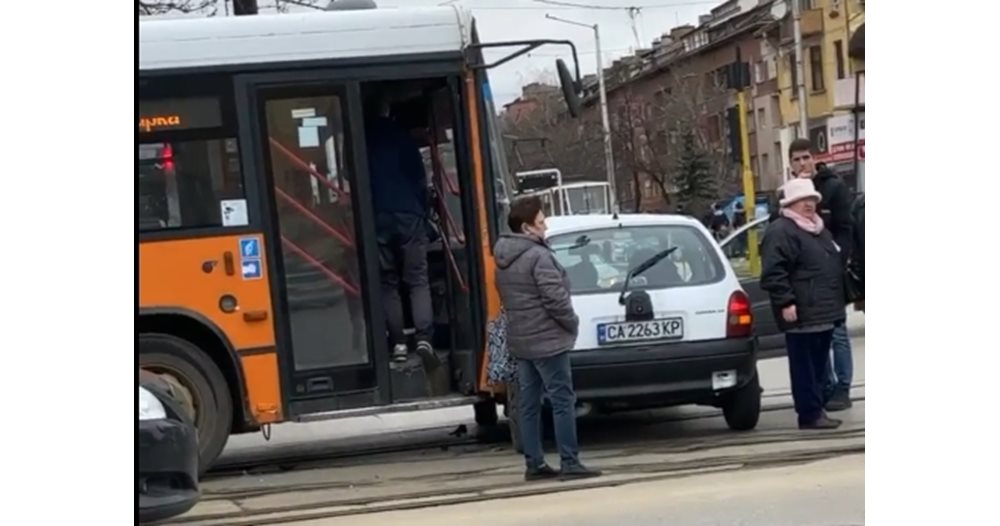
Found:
[139,333,233,474]
[505,380,524,454]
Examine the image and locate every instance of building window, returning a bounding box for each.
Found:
[809,45,824,92]
[834,40,846,79]
[798,0,813,10]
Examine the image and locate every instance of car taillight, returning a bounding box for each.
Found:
[726,290,753,338]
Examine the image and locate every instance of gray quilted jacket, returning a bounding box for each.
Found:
[493,234,579,360]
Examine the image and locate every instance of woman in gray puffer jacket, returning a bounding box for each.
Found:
[494,196,601,482]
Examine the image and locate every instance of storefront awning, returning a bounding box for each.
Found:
[848,23,865,60]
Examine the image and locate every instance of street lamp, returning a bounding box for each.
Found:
[545,13,618,213]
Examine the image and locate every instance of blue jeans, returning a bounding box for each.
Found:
[826,324,853,396]
[517,352,581,470]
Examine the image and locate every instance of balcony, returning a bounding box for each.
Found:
[800,8,824,36]
[833,75,865,110]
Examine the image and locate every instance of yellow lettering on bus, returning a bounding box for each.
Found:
[139,115,182,133]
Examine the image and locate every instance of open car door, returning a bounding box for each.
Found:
[719,216,785,356]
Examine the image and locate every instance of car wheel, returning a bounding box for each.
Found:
[506,379,524,454]
[722,370,762,431]
[139,333,233,474]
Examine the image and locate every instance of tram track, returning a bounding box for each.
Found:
[167,430,864,526]
[205,389,865,481]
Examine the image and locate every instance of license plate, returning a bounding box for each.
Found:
[597,318,683,345]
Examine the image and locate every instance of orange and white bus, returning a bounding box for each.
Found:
[138,4,584,469]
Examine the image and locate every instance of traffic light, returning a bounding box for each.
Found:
[726,107,742,164]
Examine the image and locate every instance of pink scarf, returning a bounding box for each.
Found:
[781,208,825,235]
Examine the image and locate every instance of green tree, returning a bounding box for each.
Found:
[673,129,717,210]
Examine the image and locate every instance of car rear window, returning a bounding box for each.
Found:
[549,225,725,295]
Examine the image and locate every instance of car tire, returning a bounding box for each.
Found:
[139,333,233,474]
[722,370,762,432]
[506,379,524,454]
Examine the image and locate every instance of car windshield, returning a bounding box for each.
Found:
[549,225,725,294]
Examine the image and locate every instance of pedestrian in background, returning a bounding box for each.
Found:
[493,196,602,481]
[761,178,846,430]
[788,139,854,411]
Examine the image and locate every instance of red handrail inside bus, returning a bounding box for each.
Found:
[281,237,360,297]
[269,137,351,202]
[275,188,355,249]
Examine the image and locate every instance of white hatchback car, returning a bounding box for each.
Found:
[543,213,761,430]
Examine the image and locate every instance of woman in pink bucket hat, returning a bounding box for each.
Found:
[760,178,847,430]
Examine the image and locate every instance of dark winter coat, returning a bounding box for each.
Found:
[813,168,854,263]
[760,216,847,332]
[851,194,864,285]
[493,234,579,359]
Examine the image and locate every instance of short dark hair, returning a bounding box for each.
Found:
[788,138,813,158]
[507,196,543,233]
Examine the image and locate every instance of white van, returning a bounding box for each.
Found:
[519,214,762,431]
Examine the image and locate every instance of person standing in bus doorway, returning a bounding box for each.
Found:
[788,139,855,412]
[760,178,846,430]
[494,196,602,481]
[364,96,438,369]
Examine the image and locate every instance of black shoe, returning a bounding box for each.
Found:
[799,416,843,430]
[525,464,559,481]
[560,464,602,481]
[415,341,441,370]
[825,390,853,412]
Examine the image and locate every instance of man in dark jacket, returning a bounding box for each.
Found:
[761,178,846,430]
[494,196,601,482]
[852,194,865,311]
[365,98,436,367]
[788,139,854,411]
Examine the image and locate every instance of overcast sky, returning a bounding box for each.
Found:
[144,0,725,106]
[386,0,720,105]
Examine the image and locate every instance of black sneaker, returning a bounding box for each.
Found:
[560,464,602,481]
[799,416,843,430]
[525,464,559,481]
[391,344,408,363]
[415,340,441,370]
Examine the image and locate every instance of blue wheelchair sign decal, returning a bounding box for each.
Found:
[239,238,260,259]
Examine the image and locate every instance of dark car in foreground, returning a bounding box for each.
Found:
[138,376,200,523]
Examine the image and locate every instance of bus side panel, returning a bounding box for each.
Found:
[463,73,501,394]
[138,234,283,424]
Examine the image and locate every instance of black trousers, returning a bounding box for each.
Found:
[785,330,834,425]
[376,212,433,346]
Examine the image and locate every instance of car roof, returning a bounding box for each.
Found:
[545,214,706,237]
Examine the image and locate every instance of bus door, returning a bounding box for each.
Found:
[238,76,389,413]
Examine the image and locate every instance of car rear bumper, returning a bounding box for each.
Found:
[570,337,758,408]
[138,417,200,523]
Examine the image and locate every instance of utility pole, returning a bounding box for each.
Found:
[790,0,808,137]
[727,48,760,276]
[546,14,618,212]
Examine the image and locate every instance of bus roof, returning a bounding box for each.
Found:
[139,6,473,72]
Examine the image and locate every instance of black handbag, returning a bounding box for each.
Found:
[844,261,864,303]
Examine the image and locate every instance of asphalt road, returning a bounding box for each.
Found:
[284,454,865,526]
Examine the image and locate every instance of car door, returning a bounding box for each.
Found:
[719,216,785,356]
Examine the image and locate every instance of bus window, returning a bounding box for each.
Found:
[138,88,244,232]
[481,77,514,237]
